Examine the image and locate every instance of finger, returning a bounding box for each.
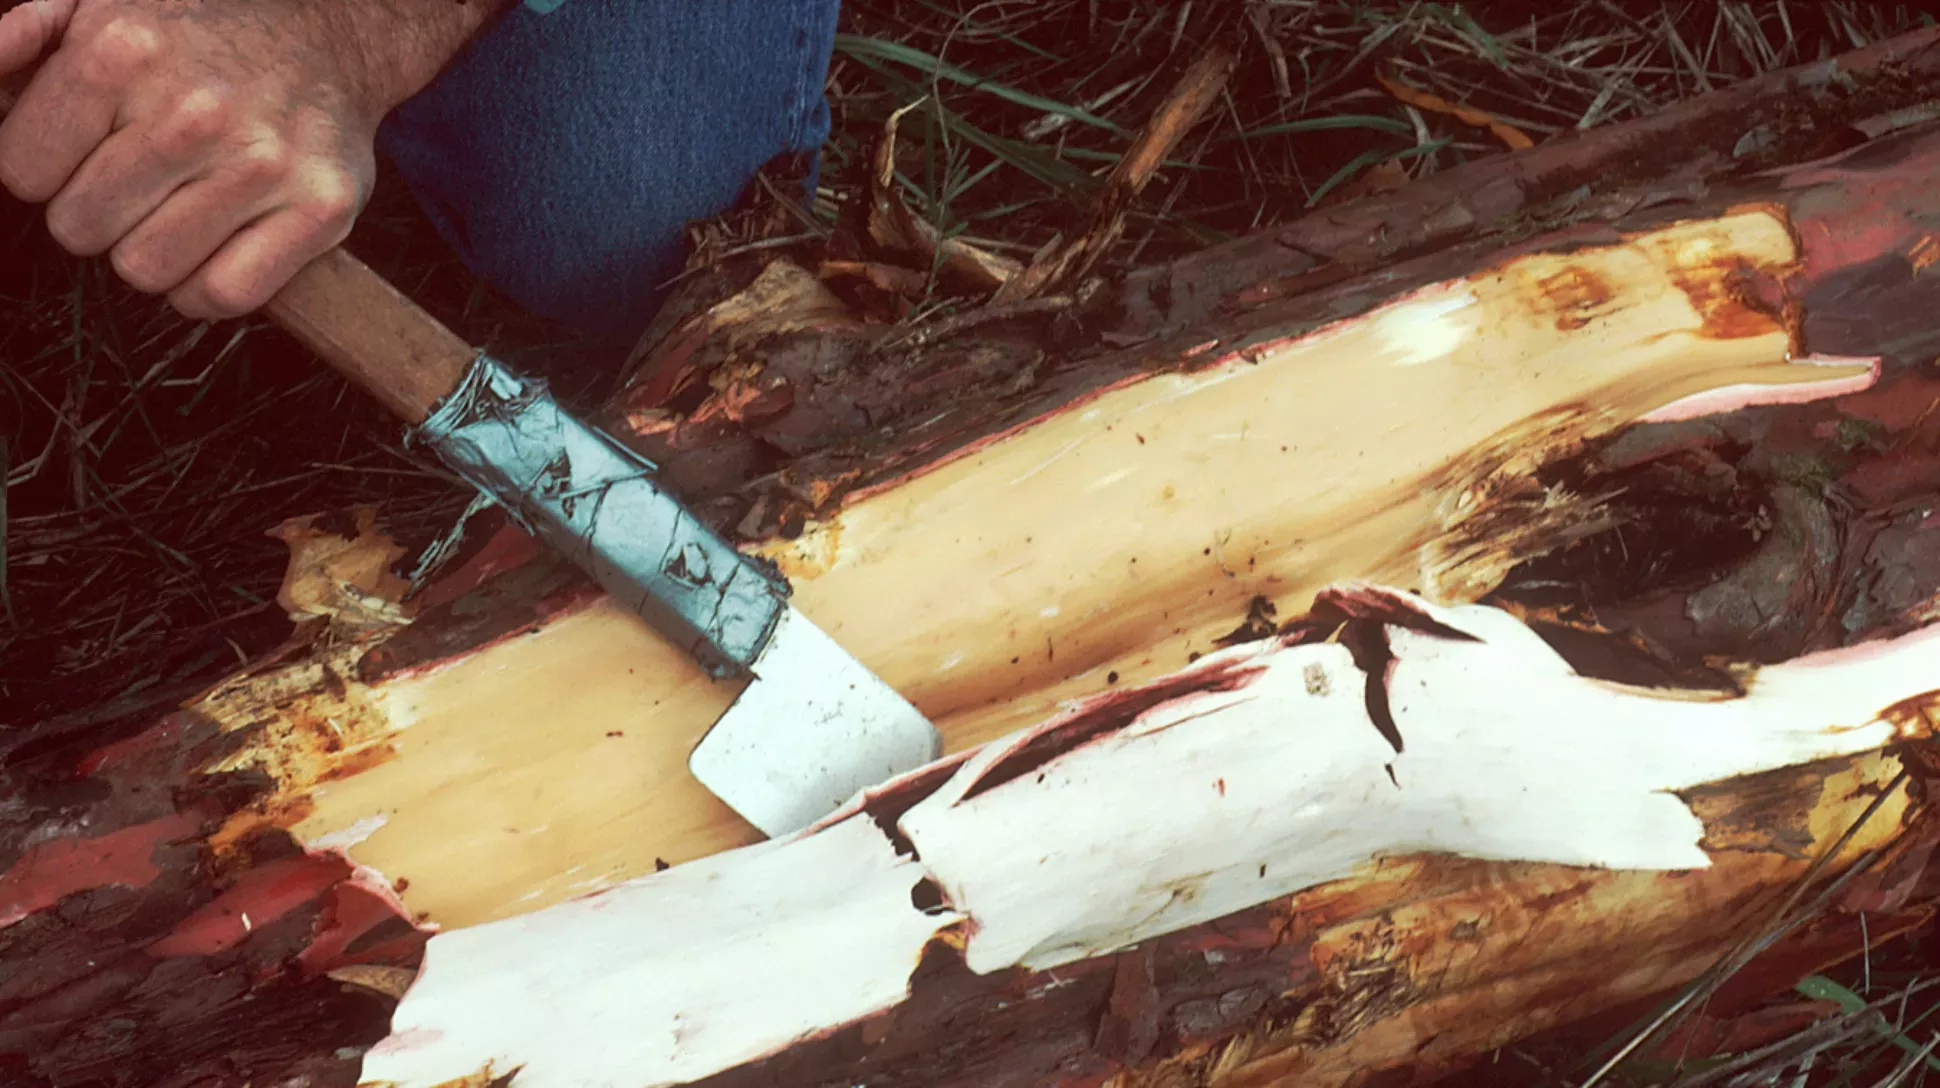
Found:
[46,88,238,255]
[0,13,159,202]
[106,130,304,294]
[0,0,80,75]
[165,171,364,319]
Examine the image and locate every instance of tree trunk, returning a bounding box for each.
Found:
[9,28,1940,1088]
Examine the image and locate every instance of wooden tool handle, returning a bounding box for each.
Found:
[266,249,473,424]
[0,81,472,424]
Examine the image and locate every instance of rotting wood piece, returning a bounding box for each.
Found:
[0,707,425,1088]
[1104,25,1940,341]
[264,143,1940,934]
[11,30,1940,1088]
[241,140,1940,1081]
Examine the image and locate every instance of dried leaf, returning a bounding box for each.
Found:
[867,101,1021,294]
[1330,157,1413,203]
[1377,73,1534,151]
[268,506,413,632]
[818,259,937,296]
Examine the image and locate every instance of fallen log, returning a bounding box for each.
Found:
[10,27,1940,1088]
[365,585,1938,1087]
[218,209,1858,925]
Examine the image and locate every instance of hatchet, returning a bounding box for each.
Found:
[299,251,944,837]
[1,80,942,839]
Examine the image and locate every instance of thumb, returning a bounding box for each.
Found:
[0,0,80,81]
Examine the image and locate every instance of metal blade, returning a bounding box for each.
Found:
[689,605,944,837]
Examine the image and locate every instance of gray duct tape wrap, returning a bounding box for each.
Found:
[411,353,788,678]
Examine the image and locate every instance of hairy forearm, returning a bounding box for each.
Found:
[329,0,524,116]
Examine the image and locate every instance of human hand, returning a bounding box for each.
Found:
[0,0,397,320]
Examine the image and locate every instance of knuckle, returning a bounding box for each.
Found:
[297,171,359,230]
[156,89,232,154]
[76,17,164,87]
[233,136,294,185]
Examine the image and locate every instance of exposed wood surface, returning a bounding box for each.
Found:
[364,586,1939,1087]
[9,31,1940,1088]
[223,209,1841,931]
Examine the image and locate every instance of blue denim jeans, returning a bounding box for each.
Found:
[375,0,842,338]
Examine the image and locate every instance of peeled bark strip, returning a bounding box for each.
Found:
[11,30,1940,1088]
[363,587,1938,1088]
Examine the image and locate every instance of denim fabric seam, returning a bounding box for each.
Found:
[786,2,814,153]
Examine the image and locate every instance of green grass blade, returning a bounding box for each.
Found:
[1427,3,1510,68]
[834,35,1131,137]
[1796,975,1940,1074]
[965,197,1059,222]
[931,102,1102,195]
[942,157,1006,206]
[1232,114,1413,140]
[1306,138,1451,208]
[843,53,1102,196]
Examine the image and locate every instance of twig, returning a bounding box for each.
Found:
[996,34,1238,301]
[876,294,1072,352]
[1579,767,1913,1087]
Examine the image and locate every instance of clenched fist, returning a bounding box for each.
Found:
[0,0,506,319]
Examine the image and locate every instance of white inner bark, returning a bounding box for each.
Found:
[362,816,952,1088]
[361,588,1936,1088]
